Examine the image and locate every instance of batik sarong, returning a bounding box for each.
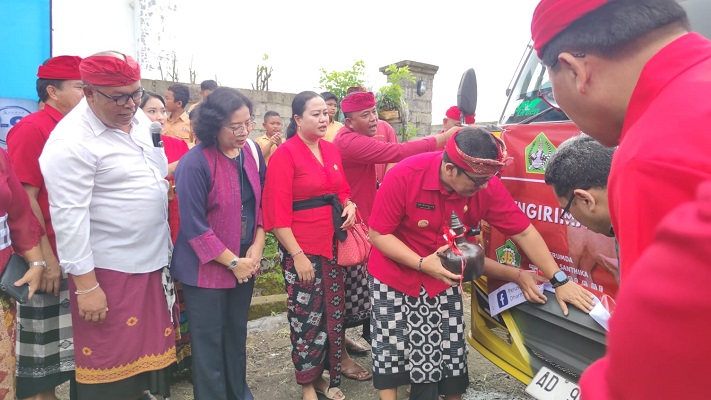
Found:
[0,294,17,400]
[370,276,469,394]
[69,268,176,388]
[16,279,74,398]
[172,281,192,373]
[342,262,370,330]
[281,247,344,388]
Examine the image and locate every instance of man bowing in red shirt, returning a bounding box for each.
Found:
[531,0,711,279]
[332,91,459,380]
[367,128,594,400]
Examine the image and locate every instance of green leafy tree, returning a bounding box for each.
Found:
[319,60,367,104]
[376,64,416,112]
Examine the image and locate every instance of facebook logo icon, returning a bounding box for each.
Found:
[497,291,509,308]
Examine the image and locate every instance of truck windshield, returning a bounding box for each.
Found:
[500,46,569,125]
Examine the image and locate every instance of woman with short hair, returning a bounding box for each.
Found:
[170,87,266,400]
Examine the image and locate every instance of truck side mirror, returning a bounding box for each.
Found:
[457,68,478,122]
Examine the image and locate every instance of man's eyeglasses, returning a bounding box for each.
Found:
[540,52,586,110]
[94,87,145,106]
[561,192,576,216]
[224,120,256,136]
[538,87,560,110]
[457,167,499,187]
[548,52,586,70]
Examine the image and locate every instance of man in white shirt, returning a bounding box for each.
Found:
[39,51,176,400]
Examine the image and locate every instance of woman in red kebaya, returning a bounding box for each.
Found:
[263,91,356,400]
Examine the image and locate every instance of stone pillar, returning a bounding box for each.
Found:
[379,60,439,139]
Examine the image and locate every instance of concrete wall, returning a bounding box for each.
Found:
[143,57,444,141]
[141,79,294,139]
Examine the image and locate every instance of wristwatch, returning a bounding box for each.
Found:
[228,257,239,270]
[549,270,570,288]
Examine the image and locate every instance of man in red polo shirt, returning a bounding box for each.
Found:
[368,128,594,400]
[332,91,458,380]
[439,106,475,133]
[580,181,711,399]
[530,0,711,279]
[6,55,83,400]
[334,91,457,225]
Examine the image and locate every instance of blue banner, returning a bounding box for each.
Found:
[0,0,51,100]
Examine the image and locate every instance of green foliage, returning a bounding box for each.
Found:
[400,122,420,142]
[376,64,416,112]
[264,232,279,259]
[254,270,285,296]
[319,60,367,104]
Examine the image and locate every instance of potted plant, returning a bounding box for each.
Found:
[376,64,416,123]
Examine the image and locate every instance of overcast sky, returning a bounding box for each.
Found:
[153,0,538,123]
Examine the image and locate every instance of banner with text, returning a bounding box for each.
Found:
[483,124,619,315]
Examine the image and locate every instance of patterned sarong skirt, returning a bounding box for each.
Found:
[370,276,469,389]
[281,247,345,388]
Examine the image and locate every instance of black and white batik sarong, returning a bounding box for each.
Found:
[370,276,468,390]
[343,263,370,328]
[16,278,74,384]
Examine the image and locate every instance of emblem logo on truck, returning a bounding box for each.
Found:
[496,239,521,267]
[526,133,556,174]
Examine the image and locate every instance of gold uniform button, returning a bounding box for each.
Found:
[464,205,469,213]
[418,220,429,228]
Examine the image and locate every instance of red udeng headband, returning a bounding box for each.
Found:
[531,0,608,59]
[79,54,141,87]
[445,131,510,175]
[37,56,83,80]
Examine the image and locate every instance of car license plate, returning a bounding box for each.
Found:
[525,366,581,400]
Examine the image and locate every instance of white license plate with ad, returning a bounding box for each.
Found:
[525,366,581,400]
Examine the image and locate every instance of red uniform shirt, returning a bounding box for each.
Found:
[6,104,64,255]
[333,123,437,223]
[162,135,189,244]
[263,135,350,259]
[608,33,711,279]
[372,120,398,186]
[580,181,711,400]
[0,149,44,272]
[368,151,530,297]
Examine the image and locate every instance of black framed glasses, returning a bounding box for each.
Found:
[94,87,145,106]
[223,120,256,136]
[561,192,576,215]
[548,52,586,70]
[457,167,499,187]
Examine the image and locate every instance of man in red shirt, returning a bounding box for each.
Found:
[439,106,475,133]
[332,92,458,380]
[6,55,83,400]
[334,92,457,224]
[580,181,711,399]
[531,0,711,279]
[368,128,594,400]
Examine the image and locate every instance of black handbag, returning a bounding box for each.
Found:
[0,254,30,304]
